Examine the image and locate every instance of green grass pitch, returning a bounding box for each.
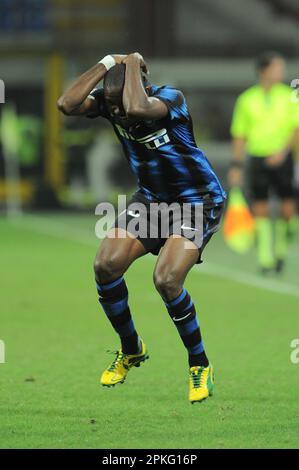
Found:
[0,213,299,449]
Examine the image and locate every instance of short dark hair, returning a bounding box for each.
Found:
[103,63,150,97]
[104,64,126,96]
[256,51,283,72]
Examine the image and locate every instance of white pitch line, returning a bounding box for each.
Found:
[10,216,98,248]
[8,216,299,299]
[199,263,299,299]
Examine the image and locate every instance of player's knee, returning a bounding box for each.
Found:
[252,201,269,218]
[94,254,125,283]
[153,269,181,300]
[281,199,295,220]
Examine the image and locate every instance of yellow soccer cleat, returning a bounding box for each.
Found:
[189,364,214,404]
[100,340,149,387]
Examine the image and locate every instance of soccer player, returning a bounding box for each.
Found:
[229,52,299,274]
[58,53,226,403]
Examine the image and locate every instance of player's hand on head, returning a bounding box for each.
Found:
[123,52,148,74]
[111,54,128,64]
[133,52,148,74]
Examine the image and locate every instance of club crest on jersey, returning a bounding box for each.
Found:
[115,124,170,149]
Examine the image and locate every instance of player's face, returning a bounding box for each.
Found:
[105,92,139,127]
[105,80,151,127]
[262,58,285,84]
[105,93,126,118]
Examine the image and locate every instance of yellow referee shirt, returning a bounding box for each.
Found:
[231,83,299,157]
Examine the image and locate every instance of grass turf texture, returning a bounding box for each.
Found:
[0,213,299,449]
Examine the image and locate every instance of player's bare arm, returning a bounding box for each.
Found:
[57,54,127,116]
[122,53,168,120]
[267,127,299,167]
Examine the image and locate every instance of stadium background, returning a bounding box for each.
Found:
[1,0,299,449]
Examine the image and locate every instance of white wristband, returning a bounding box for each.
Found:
[98,55,116,71]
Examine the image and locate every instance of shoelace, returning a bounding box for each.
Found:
[191,367,205,389]
[107,350,127,372]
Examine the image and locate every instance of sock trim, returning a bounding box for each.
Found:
[165,288,187,307]
[96,276,124,292]
[99,296,129,316]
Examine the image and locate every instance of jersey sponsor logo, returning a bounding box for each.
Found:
[115,124,170,149]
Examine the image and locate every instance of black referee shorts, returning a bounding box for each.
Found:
[113,191,225,264]
[248,153,295,201]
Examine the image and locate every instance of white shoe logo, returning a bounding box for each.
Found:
[173,312,192,322]
[181,224,198,231]
[128,210,140,218]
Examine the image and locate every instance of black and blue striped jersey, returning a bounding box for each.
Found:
[87,85,226,205]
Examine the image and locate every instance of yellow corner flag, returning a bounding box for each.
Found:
[223,187,255,254]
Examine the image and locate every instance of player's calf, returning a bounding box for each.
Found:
[162,288,209,368]
[95,275,141,355]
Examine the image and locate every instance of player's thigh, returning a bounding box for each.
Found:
[280,198,296,219]
[153,235,199,295]
[252,200,270,217]
[94,228,147,281]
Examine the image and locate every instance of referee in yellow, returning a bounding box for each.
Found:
[229,52,299,274]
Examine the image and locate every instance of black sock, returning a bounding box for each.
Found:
[163,288,209,368]
[96,276,140,355]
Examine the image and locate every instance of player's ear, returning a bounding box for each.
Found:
[142,72,151,92]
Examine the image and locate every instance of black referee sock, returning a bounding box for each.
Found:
[96,276,141,355]
[164,289,209,368]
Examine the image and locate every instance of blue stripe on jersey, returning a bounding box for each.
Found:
[91,84,227,204]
